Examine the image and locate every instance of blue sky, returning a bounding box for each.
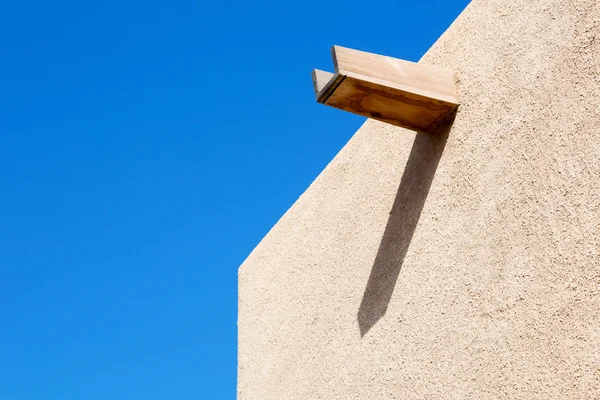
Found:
[0,1,469,398]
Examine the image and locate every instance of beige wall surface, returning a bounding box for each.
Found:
[238,0,600,398]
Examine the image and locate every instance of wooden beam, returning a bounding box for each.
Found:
[312,46,459,134]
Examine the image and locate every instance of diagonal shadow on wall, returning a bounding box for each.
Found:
[357,113,455,337]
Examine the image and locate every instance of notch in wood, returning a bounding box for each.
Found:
[312,46,459,134]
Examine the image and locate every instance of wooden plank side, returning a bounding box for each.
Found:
[332,46,458,105]
[324,75,457,134]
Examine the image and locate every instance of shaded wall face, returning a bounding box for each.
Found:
[238,0,600,398]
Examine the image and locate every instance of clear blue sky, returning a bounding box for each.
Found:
[0,1,469,398]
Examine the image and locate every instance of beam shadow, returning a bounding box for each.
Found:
[357,113,455,337]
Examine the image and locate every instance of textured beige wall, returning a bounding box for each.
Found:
[238,0,600,398]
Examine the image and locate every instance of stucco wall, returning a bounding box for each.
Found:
[238,0,600,398]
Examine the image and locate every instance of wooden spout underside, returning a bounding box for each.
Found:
[312,46,459,134]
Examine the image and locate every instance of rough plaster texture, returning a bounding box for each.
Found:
[238,0,600,398]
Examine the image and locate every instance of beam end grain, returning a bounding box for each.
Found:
[312,69,345,104]
[312,69,334,97]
